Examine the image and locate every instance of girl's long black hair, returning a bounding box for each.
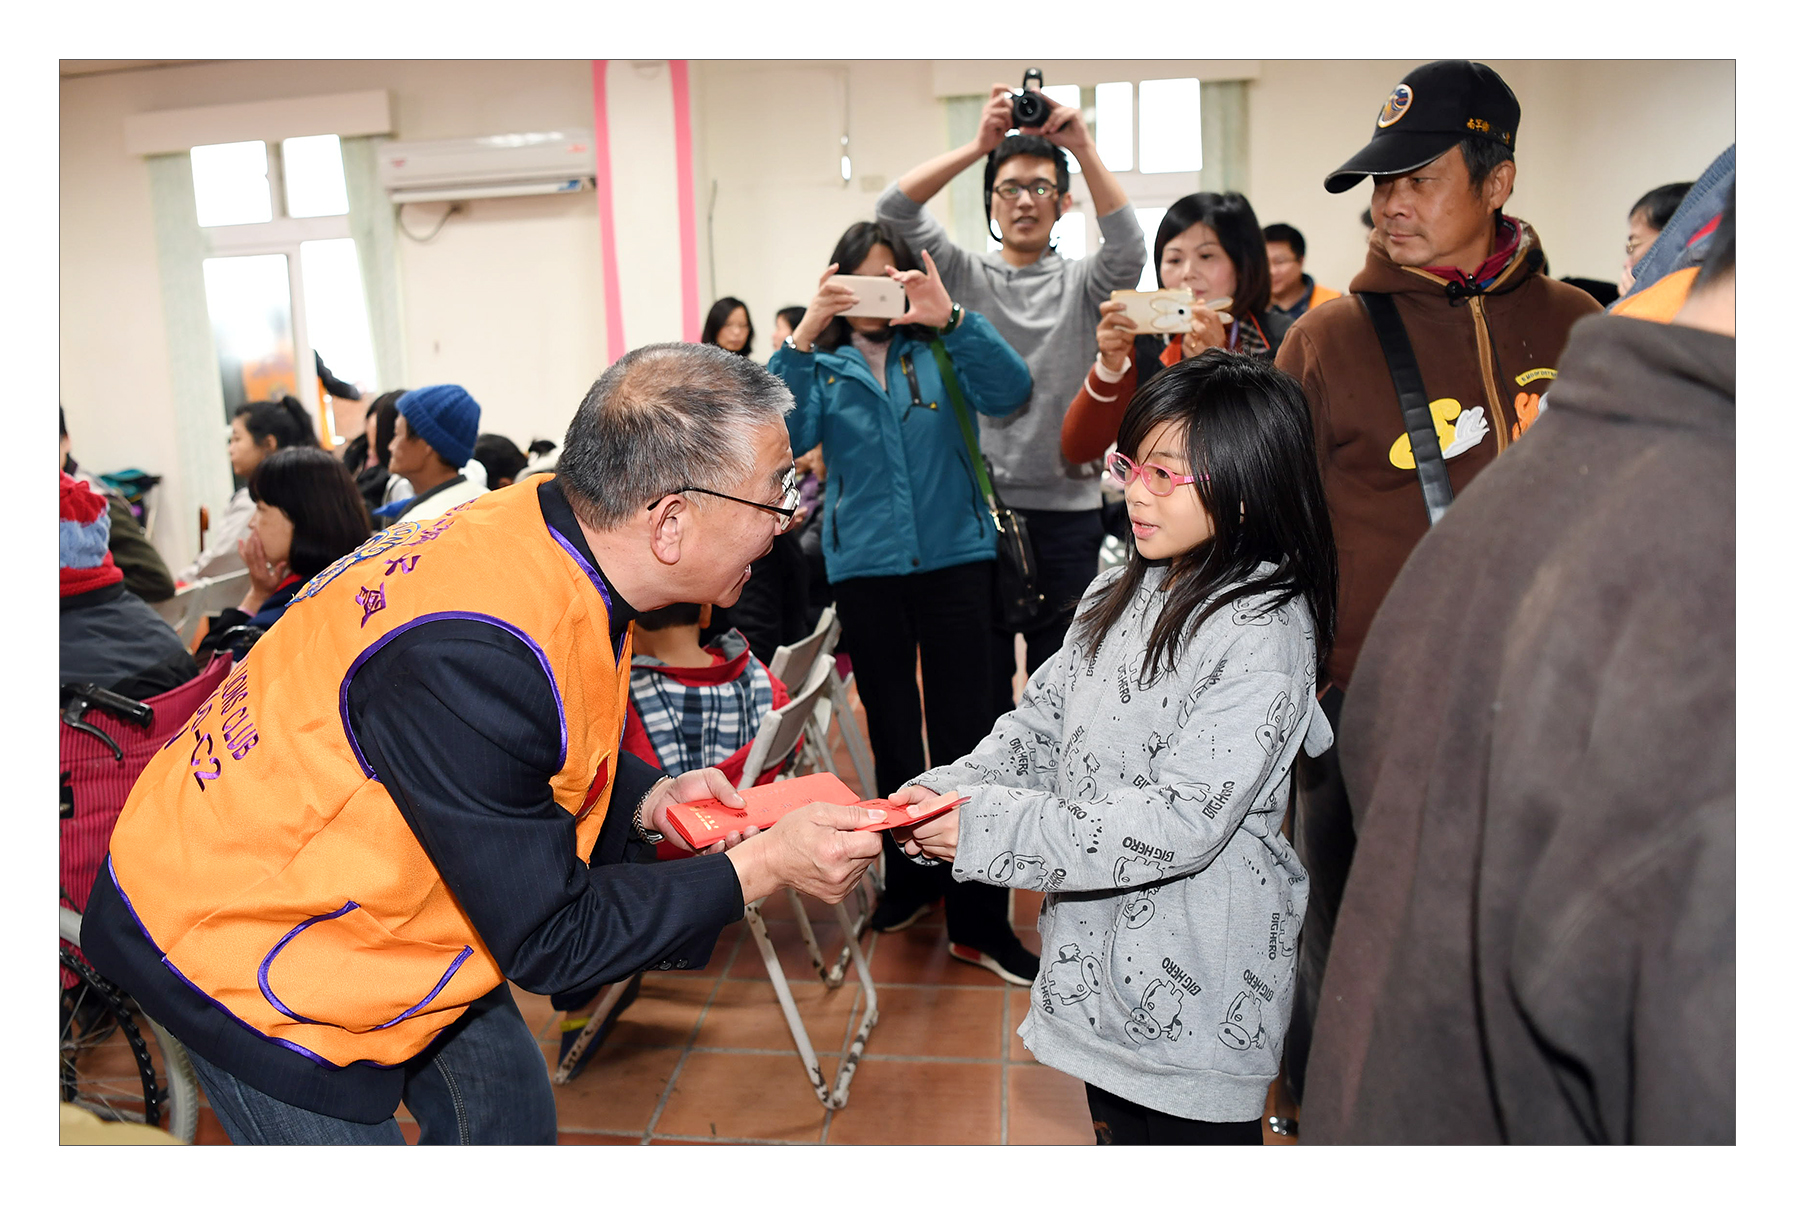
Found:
[1073,351,1336,684]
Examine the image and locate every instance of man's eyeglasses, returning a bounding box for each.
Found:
[993,180,1059,202]
[648,468,801,532]
[1105,451,1205,496]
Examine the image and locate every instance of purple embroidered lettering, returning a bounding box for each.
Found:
[355,583,388,627]
[383,554,421,576]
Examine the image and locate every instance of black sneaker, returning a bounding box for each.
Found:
[868,892,938,933]
[556,974,641,1082]
[949,938,1039,986]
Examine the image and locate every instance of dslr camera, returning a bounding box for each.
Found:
[1010,68,1049,128]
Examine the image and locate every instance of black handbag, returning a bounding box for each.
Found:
[929,339,1047,630]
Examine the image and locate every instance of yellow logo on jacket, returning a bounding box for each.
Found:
[1388,398,1490,470]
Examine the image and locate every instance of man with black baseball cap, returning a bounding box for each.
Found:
[1270,59,1601,1130]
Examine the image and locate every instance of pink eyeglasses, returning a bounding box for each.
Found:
[1105,450,1206,496]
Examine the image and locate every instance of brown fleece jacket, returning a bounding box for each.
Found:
[1303,314,1735,1143]
[1274,220,1602,689]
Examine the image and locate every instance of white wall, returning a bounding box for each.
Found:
[61,59,608,570]
[61,58,1735,568]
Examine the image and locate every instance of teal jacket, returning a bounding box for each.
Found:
[769,312,1030,584]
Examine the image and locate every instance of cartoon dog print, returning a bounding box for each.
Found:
[1218,991,1268,1051]
[988,851,1047,886]
[1124,979,1185,1043]
[1042,944,1103,1009]
[1230,597,1273,627]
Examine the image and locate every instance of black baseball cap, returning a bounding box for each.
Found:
[1324,60,1520,194]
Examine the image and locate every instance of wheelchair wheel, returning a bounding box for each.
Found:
[58,910,199,1142]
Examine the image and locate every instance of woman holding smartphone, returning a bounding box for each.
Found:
[1061,192,1291,464]
[767,220,1039,985]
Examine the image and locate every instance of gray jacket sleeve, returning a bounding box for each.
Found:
[935,658,1308,894]
[911,644,1075,801]
[874,182,974,296]
[1084,202,1149,304]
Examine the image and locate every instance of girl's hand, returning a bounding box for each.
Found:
[237,529,286,614]
[1179,304,1230,359]
[886,249,953,329]
[791,265,859,353]
[1095,299,1138,374]
[899,805,960,863]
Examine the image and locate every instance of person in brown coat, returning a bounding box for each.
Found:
[1302,193,1734,1144]
[1270,60,1603,1122]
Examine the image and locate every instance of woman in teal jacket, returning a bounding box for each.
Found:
[769,220,1037,984]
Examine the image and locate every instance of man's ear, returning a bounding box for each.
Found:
[1483,159,1517,214]
[698,602,713,629]
[1058,190,1075,220]
[647,497,687,567]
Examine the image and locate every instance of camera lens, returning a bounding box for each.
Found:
[1012,90,1048,128]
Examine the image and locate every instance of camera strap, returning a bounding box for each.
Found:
[929,338,999,522]
[1360,292,1453,525]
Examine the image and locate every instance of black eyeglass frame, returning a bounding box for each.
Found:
[646,468,801,531]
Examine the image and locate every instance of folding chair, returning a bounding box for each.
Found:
[152,570,251,649]
[770,606,876,795]
[736,654,880,1110]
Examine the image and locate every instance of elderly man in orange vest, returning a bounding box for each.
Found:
[82,343,886,1144]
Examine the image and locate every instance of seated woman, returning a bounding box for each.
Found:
[197,447,372,660]
[181,397,319,583]
[768,219,1038,985]
[1062,192,1291,464]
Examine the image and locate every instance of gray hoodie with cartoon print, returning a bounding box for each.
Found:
[908,564,1332,1123]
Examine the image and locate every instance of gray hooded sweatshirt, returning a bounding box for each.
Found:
[909,564,1332,1122]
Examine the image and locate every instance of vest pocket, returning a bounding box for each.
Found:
[256,901,475,1034]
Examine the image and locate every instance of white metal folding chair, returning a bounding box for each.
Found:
[737,654,881,1110]
[152,569,250,648]
[770,606,877,796]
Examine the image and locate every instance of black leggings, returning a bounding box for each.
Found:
[1085,1083,1263,1145]
[832,561,1012,950]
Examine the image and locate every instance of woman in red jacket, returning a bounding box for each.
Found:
[1062,192,1292,463]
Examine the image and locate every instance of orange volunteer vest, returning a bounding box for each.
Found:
[106,480,632,1069]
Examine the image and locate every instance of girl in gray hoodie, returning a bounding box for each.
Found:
[894,352,1338,1143]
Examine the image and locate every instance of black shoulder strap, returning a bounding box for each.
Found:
[1360,292,1453,525]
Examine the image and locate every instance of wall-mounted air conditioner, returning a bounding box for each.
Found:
[377,130,597,204]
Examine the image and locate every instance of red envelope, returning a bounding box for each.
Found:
[857,792,965,831]
[663,774,966,849]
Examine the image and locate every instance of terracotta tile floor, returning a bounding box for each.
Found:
[188,667,1298,1145]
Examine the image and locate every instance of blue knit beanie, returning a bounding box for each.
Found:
[397,385,480,469]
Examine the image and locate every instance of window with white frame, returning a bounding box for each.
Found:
[190,133,377,446]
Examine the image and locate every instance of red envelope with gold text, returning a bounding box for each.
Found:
[664,773,965,849]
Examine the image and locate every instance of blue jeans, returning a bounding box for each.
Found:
[186,983,557,1144]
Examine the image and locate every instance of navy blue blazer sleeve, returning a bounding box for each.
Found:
[343,619,744,995]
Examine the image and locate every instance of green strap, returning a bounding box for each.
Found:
[928,338,998,512]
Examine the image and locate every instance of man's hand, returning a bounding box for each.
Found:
[791,265,860,353]
[1095,299,1139,375]
[1029,90,1096,162]
[976,85,1015,153]
[725,802,884,904]
[640,768,743,854]
[886,250,953,329]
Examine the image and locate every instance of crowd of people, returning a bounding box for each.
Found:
[60,59,1733,1147]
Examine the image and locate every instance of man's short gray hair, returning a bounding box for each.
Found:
[556,342,794,529]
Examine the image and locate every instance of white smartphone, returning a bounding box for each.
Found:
[839,275,907,319]
[1109,288,1232,333]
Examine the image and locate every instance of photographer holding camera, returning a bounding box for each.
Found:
[875,73,1145,717]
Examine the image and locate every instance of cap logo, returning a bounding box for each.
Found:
[1378,84,1413,128]
[1466,118,1491,133]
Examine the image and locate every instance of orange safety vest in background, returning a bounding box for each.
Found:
[106,480,631,1068]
